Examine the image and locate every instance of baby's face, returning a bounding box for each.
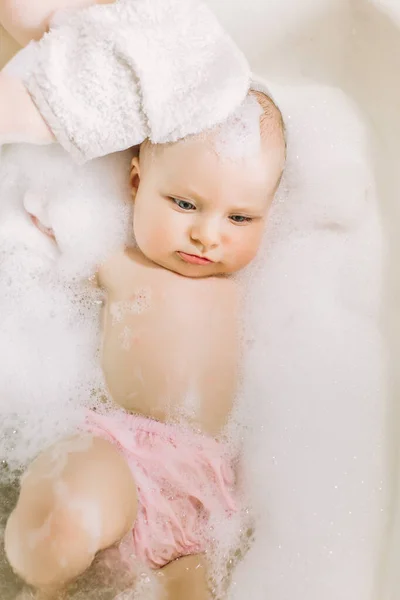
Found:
[131,134,284,278]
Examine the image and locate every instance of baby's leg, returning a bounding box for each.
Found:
[4,435,136,594]
[162,554,211,600]
[0,0,114,46]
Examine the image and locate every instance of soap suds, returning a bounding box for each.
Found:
[0,86,387,600]
[0,144,132,474]
[213,94,263,160]
[110,288,152,324]
[221,85,386,600]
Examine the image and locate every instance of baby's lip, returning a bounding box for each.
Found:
[177,251,214,265]
[29,213,56,241]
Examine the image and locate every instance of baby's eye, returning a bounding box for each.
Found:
[172,198,196,211]
[229,215,253,224]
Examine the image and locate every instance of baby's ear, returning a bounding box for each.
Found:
[130,157,141,200]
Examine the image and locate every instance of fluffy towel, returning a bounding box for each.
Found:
[9,0,250,163]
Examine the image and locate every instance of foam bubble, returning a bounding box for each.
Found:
[0,144,132,474]
[214,94,263,160]
[225,85,386,600]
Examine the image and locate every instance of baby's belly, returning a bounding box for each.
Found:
[101,335,234,436]
[101,323,183,424]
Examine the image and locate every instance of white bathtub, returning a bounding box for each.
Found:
[1,1,399,598]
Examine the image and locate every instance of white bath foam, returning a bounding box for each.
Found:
[0,144,132,474]
[0,253,101,472]
[213,94,262,161]
[224,85,387,600]
[2,144,133,278]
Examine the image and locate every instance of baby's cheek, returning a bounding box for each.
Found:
[230,228,263,268]
[150,219,174,250]
[134,213,170,255]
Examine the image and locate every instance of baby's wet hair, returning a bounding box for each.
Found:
[250,90,286,157]
[137,87,286,190]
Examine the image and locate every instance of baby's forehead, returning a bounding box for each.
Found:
[152,141,275,213]
[159,129,282,187]
[154,135,263,179]
[164,105,262,161]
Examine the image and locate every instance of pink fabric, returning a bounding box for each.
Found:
[83,410,237,568]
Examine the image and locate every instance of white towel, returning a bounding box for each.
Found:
[10,0,250,163]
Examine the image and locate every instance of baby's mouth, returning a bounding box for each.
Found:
[178,252,213,266]
[29,213,56,242]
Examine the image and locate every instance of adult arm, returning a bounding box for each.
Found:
[0,71,55,145]
[0,0,114,46]
[2,0,250,163]
[0,0,114,146]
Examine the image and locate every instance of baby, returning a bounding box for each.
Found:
[3,92,285,600]
[0,2,286,600]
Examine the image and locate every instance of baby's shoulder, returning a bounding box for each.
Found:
[98,246,238,309]
[97,246,154,291]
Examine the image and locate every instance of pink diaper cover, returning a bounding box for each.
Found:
[83,410,237,569]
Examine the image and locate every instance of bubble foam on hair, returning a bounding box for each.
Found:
[213,94,263,161]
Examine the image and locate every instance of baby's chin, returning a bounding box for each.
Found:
[172,264,227,278]
[151,254,239,279]
[169,259,255,279]
[135,243,248,278]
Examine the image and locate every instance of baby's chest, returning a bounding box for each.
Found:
[101,278,224,379]
[100,269,239,429]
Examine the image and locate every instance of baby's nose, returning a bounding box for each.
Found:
[191,220,220,248]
